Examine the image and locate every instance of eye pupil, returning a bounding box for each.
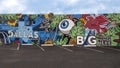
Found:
[63,22,66,26]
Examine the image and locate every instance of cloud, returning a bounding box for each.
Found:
[0,0,27,13]
[60,0,79,6]
[0,0,119,14]
[55,0,120,14]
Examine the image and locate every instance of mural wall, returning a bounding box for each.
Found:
[0,13,120,46]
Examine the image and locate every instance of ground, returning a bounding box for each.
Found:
[0,45,120,68]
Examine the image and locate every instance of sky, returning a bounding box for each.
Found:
[0,0,120,14]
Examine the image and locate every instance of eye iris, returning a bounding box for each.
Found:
[60,20,69,29]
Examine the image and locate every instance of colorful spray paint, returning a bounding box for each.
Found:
[0,13,120,46]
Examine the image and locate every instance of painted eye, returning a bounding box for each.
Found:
[59,19,75,34]
[60,20,69,29]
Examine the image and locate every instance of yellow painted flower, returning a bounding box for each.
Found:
[44,40,53,44]
[7,20,17,26]
[44,14,49,18]
[16,14,22,18]
[69,38,77,44]
[80,18,87,25]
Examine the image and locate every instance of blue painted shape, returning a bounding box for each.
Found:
[32,15,45,28]
[38,31,58,41]
[72,14,81,19]
[84,28,90,45]
[0,24,17,31]
[17,21,33,43]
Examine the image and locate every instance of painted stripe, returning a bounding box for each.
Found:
[41,44,53,46]
[84,45,96,47]
[56,46,73,52]
[62,45,74,47]
[21,44,33,45]
[36,45,45,52]
[16,44,20,50]
[84,47,104,53]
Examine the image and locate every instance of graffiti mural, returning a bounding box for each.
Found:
[0,13,120,46]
